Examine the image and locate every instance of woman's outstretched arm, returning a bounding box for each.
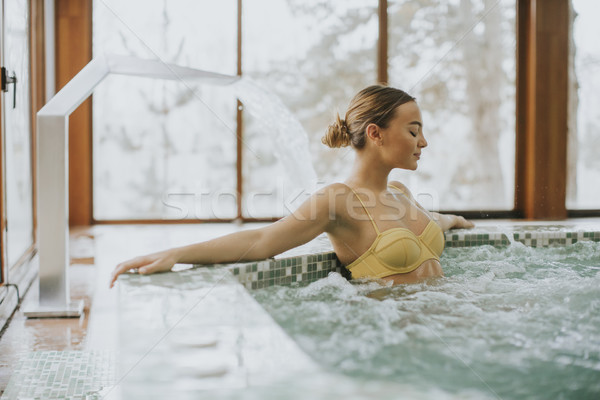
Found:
[109,184,341,288]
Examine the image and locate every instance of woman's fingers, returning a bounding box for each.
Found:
[460,216,475,228]
[109,256,152,288]
[138,258,166,274]
[453,215,474,229]
[109,252,176,288]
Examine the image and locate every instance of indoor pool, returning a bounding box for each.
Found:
[252,242,600,400]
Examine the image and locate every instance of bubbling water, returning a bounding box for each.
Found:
[252,242,600,400]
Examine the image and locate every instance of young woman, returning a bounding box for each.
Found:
[110,85,474,288]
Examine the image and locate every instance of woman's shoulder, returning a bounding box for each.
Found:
[388,180,412,196]
[314,182,354,196]
[299,183,353,210]
[308,183,355,220]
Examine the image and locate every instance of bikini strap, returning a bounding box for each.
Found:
[388,183,406,196]
[348,187,380,235]
[389,183,417,205]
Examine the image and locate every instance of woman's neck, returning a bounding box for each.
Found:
[345,152,392,192]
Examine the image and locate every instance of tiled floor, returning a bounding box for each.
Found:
[0,265,95,392]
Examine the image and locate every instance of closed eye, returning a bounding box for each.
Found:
[410,131,417,137]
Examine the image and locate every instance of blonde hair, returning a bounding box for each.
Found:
[322,85,416,149]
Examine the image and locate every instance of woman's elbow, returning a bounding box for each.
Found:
[247,229,279,260]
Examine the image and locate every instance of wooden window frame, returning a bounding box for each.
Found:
[55,0,93,226]
[58,0,593,225]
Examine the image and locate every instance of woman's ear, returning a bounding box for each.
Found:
[365,123,383,146]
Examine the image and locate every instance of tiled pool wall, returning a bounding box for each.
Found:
[222,228,600,290]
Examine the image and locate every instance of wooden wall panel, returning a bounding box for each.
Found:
[515,0,568,219]
[30,0,46,240]
[377,0,388,84]
[55,0,92,226]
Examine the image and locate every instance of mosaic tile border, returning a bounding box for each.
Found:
[444,232,510,247]
[199,229,600,290]
[224,252,345,291]
[446,230,600,248]
[513,231,600,247]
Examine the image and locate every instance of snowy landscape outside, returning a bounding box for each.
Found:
[91,0,599,220]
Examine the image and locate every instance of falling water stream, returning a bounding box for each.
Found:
[233,76,318,190]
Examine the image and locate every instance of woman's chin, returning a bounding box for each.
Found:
[396,164,418,171]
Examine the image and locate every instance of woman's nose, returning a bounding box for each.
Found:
[419,134,428,148]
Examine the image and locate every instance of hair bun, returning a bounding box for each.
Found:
[322,113,351,148]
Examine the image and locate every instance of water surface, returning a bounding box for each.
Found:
[252,242,600,400]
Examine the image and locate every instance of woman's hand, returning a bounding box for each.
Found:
[430,212,475,231]
[452,215,475,229]
[109,248,180,288]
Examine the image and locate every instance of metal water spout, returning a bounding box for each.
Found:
[24,55,240,317]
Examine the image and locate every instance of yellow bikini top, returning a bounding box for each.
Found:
[345,184,445,279]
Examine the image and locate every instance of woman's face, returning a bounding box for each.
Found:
[379,101,428,171]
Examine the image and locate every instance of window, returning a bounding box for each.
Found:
[3,0,34,266]
[92,0,238,220]
[567,0,600,210]
[242,0,378,217]
[91,0,519,220]
[388,0,516,211]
